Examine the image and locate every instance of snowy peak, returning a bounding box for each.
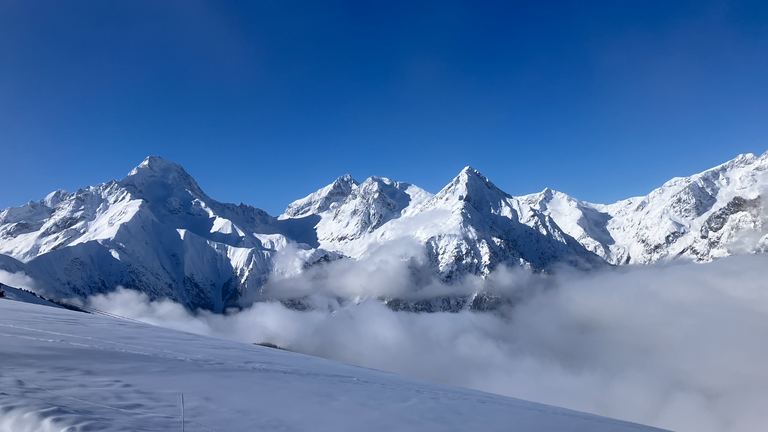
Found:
[520,189,616,262]
[356,176,414,215]
[0,179,138,263]
[43,190,69,208]
[402,167,605,276]
[120,156,207,199]
[305,175,431,245]
[527,188,561,208]
[422,166,510,213]
[335,173,358,186]
[283,174,359,218]
[718,151,768,171]
[451,166,508,197]
[522,151,768,265]
[0,156,297,311]
[128,155,189,178]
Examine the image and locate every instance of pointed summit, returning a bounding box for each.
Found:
[121,156,207,198]
[127,156,187,178]
[456,166,491,184]
[434,166,510,204]
[456,166,502,188]
[334,174,357,185]
[459,165,478,175]
[283,174,359,218]
[413,166,513,219]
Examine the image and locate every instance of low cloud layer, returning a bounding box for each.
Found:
[0,270,37,292]
[85,254,768,432]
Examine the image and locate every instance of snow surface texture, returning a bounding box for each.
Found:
[0,299,667,432]
[1,152,767,309]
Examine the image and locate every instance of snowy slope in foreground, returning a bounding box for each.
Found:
[0,285,63,309]
[0,300,667,432]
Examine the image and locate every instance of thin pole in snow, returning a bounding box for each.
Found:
[180,393,185,432]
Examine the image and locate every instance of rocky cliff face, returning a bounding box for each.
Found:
[1,152,767,312]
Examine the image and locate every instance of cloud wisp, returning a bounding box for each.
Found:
[85,254,768,432]
[0,270,38,292]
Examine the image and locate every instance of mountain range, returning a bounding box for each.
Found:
[1,152,766,311]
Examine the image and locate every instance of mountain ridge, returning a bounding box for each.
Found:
[1,152,766,311]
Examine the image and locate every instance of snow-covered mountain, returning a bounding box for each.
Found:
[282,167,604,280]
[1,152,767,310]
[0,157,329,311]
[521,152,768,265]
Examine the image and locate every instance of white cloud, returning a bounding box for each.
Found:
[0,270,37,292]
[85,254,768,432]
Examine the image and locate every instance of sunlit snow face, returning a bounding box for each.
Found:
[73,253,768,432]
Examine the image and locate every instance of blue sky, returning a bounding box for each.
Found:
[1,0,767,215]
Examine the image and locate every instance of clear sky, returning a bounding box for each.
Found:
[1,0,767,215]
